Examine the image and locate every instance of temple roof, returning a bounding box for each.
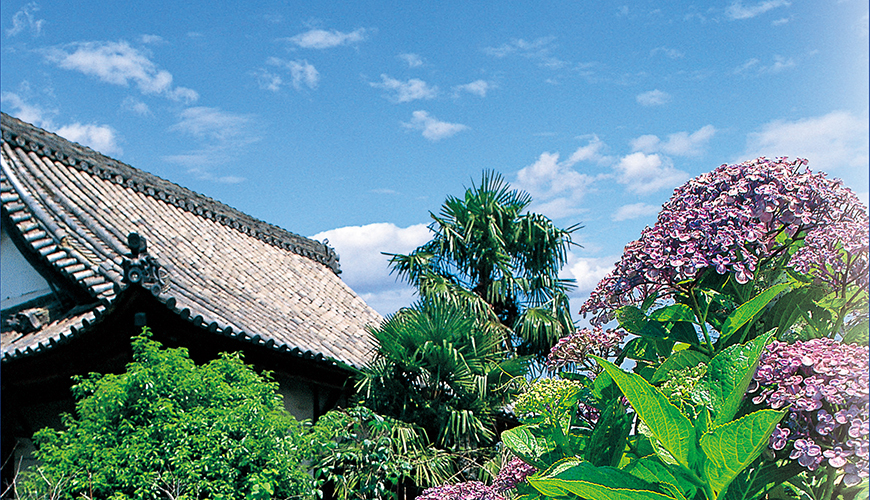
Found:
[1,112,381,367]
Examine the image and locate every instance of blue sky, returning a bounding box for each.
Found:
[2,1,868,318]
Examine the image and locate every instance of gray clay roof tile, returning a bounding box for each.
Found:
[1,112,381,368]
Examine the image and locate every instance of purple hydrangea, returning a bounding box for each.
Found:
[416,457,537,500]
[547,327,626,373]
[751,338,869,476]
[492,457,537,492]
[415,482,505,500]
[580,157,869,326]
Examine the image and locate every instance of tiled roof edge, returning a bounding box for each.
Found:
[2,291,355,372]
[0,112,341,274]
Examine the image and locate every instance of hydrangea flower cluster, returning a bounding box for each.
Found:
[580,157,869,326]
[415,457,537,500]
[547,327,626,373]
[512,378,580,419]
[491,457,538,491]
[659,363,713,418]
[750,338,869,485]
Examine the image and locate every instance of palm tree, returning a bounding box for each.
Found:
[387,171,581,358]
[357,298,527,453]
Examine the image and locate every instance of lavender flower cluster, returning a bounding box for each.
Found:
[750,338,869,486]
[547,327,626,373]
[415,457,536,500]
[580,157,869,326]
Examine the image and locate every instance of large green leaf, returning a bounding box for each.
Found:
[593,356,696,469]
[704,332,773,427]
[502,424,555,470]
[720,460,805,500]
[625,456,701,500]
[528,458,674,500]
[718,283,792,347]
[585,397,633,467]
[700,409,786,496]
[649,304,696,323]
[651,350,711,384]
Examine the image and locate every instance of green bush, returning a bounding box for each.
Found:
[15,328,314,500]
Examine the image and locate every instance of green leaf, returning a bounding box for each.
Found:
[585,397,633,467]
[720,460,805,500]
[625,456,700,500]
[501,425,555,470]
[703,332,774,427]
[651,350,711,385]
[766,285,824,339]
[593,356,696,470]
[616,306,651,335]
[649,304,696,323]
[700,409,786,496]
[718,283,792,347]
[843,317,869,345]
[528,458,674,500]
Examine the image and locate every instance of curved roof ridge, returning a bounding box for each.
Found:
[0,112,340,274]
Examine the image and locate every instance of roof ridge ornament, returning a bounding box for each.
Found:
[121,232,169,296]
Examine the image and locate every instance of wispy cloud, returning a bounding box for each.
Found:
[514,135,612,219]
[612,202,660,221]
[121,96,151,116]
[402,111,468,141]
[452,80,492,98]
[56,122,123,156]
[284,28,367,49]
[650,46,685,59]
[0,91,54,128]
[483,36,568,69]
[630,125,716,157]
[371,75,438,103]
[398,53,423,68]
[257,58,319,91]
[164,107,260,178]
[725,0,790,20]
[739,110,870,174]
[636,89,671,106]
[6,2,44,37]
[734,55,796,75]
[613,152,690,195]
[42,40,199,103]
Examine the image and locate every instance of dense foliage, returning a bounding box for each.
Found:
[14,330,313,500]
[419,158,869,500]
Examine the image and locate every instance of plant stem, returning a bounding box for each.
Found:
[690,289,715,354]
[820,467,838,500]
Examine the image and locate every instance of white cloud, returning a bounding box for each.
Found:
[0,91,53,127]
[398,53,423,67]
[42,41,199,103]
[164,107,260,174]
[285,28,366,49]
[483,37,567,69]
[121,96,150,115]
[726,0,790,20]
[6,2,44,37]
[630,125,716,157]
[636,89,671,106]
[614,152,690,194]
[562,253,620,295]
[56,123,122,156]
[650,47,684,59]
[170,107,254,141]
[514,136,611,219]
[263,58,319,90]
[453,80,491,98]
[310,223,431,316]
[739,110,870,177]
[138,34,165,45]
[402,111,468,141]
[612,202,660,221]
[371,75,438,103]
